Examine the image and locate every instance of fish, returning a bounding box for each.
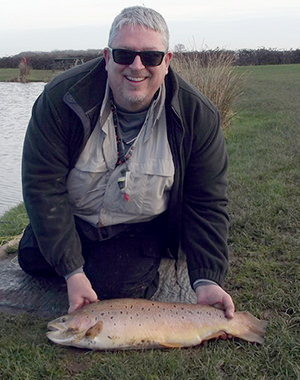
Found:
[47,298,268,350]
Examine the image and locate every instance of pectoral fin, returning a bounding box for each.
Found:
[85,321,103,339]
[201,331,227,342]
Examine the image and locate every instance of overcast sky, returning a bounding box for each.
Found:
[1,0,299,57]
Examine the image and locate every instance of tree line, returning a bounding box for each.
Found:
[174,48,300,66]
[0,50,102,70]
[0,48,299,70]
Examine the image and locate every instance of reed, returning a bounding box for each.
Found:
[171,51,243,131]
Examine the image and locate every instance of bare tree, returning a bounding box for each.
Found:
[18,57,31,83]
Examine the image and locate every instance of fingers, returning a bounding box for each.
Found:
[66,273,99,314]
[68,301,84,314]
[212,302,223,309]
[222,293,235,319]
[196,284,235,319]
[68,297,96,314]
[214,292,235,319]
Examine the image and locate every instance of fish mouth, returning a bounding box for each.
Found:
[47,327,81,345]
[47,321,66,333]
[47,321,87,345]
[47,322,73,344]
[47,329,67,344]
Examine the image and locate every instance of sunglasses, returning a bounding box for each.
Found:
[109,48,166,67]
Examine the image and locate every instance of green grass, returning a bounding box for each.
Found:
[0,64,300,379]
[0,68,61,82]
[0,203,27,248]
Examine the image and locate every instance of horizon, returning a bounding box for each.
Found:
[1,46,300,60]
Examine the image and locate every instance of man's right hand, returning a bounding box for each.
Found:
[66,273,99,313]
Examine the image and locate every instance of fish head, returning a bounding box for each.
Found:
[47,309,96,346]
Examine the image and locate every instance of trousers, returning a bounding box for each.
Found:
[18,217,166,300]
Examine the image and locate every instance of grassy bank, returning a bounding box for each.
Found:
[0,64,299,379]
[0,68,61,82]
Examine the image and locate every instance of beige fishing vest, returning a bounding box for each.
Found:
[66,84,174,227]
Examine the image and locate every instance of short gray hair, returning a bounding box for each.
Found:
[108,6,170,50]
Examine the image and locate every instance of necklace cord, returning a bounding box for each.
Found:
[110,93,135,168]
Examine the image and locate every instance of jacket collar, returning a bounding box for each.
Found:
[166,67,180,109]
[68,58,107,117]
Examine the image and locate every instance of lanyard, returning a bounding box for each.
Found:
[110,93,132,201]
[110,95,135,169]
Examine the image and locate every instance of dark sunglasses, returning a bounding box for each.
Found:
[109,48,166,66]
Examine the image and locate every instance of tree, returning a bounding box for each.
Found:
[174,44,186,53]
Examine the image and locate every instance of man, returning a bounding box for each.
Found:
[19,6,235,318]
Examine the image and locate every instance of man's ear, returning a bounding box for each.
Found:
[164,51,173,74]
[103,48,111,70]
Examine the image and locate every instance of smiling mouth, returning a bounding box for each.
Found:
[126,76,146,82]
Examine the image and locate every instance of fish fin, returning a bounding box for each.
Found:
[85,321,103,339]
[160,342,185,348]
[233,311,268,344]
[201,331,227,342]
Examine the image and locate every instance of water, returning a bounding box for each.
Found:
[0,82,46,217]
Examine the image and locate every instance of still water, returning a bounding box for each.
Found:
[0,82,46,217]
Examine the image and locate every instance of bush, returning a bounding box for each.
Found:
[172,50,243,131]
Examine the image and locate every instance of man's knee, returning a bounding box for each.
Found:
[18,224,57,277]
[85,255,160,300]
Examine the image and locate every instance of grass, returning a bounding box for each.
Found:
[0,64,300,379]
[0,203,27,248]
[0,68,61,82]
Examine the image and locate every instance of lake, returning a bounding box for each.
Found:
[0,82,46,217]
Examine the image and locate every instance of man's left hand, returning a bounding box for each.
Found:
[195,284,235,319]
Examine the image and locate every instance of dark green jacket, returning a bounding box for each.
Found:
[22,58,229,286]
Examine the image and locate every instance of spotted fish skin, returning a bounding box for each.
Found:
[47,298,268,350]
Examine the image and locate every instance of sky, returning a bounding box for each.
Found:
[1,0,299,57]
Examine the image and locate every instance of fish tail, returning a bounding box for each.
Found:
[230,311,268,344]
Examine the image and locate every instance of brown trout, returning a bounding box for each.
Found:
[47,298,267,350]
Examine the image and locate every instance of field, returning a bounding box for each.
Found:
[0,64,299,379]
[0,68,60,82]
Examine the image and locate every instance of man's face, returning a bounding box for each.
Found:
[104,24,172,112]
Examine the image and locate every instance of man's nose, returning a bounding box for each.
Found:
[129,54,145,69]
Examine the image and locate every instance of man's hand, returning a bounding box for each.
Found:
[195,284,235,319]
[66,273,99,313]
